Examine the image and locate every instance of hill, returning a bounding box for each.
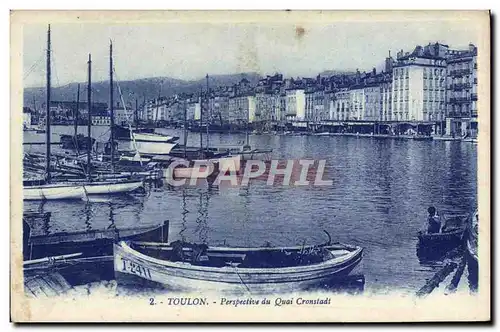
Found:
[23,73,262,108]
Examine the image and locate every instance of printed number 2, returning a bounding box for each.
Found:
[150,298,155,306]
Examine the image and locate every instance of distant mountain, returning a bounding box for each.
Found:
[23,72,262,108]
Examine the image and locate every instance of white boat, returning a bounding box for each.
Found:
[24,183,86,200]
[132,141,178,156]
[131,132,178,143]
[114,240,363,294]
[83,179,144,195]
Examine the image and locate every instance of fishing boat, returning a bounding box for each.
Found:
[416,214,467,261]
[417,214,467,247]
[114,238,363,294]
[24,218,169,260]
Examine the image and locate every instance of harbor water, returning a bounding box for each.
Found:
[23,126,478,294]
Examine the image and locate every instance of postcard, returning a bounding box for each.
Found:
[10,10,490,322]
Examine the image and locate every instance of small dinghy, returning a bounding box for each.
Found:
[113,235,363,294]
[416,215,467,261]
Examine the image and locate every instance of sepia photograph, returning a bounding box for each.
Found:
[10,10,490,322]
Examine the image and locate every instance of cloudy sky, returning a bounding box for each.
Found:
[22,18,481,87]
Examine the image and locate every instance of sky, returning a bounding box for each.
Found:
[22,19,481,88]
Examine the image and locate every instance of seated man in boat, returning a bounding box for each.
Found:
[427,206,442,234]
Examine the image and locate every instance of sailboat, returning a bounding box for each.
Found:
[23,27,143,200]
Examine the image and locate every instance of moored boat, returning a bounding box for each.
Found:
[114,240,363,294]
[132,132,179,143]
[82,178,144,195]
[24,219,169,260]
[23,183,86,200]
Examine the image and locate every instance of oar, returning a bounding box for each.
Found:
[24,252,83,266]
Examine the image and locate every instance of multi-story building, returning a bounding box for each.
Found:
[349,86,365,120]
[187,100,201,121]
[391,43,448,121]
[380,74,393,121]
[209,95,230,124]
[92,112,111,126]
[255,90,280,123]
[114,107,135,126]
[228,94,256,124]
[445,43,478,136]
[331,89,350,120]
[285,88,305,121]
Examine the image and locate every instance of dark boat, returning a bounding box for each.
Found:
[23,217,170,260]
[114,125,154,141]
[416,215,467,261]
[60,134,95,150]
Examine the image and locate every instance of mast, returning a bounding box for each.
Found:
[155,85,161,126]
[183,99,187,159]
[199,86,203,158]
[135,98,138,130]
[109,40,115,172]
[45,24,51,183]
[87,54,92,179]
[74,83,80,153]
[205,74,209,153]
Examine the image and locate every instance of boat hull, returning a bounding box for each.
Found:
[114,242,363,294]
[23,184,85,200]
[83,180,144,195]
[133,141,178,155]
[24,222,169,261]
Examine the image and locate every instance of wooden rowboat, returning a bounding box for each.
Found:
[24,219,170,260]
[114,240,363,294]
[417,228,465,247]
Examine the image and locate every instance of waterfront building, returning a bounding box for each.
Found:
[228,94,256,124]
[187,100,201,121]
[91,112,111,126]
[380,74,393,121]
[332,89,350,120]
[445,43,478,137]
[349,86,365,121]
[285,88,305,121]
[209,95,230,124]
[114,106,135,126]
[391,43,448,122]
[255,90,279,123]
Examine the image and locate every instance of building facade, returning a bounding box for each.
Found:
[391,44,448,122]
[285,89,305,121]
[332,89,350,120]
[228,95,256,124]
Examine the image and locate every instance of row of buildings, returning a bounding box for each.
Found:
[139,42,478,136]
[27,41,478,136]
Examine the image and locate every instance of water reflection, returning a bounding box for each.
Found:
[23,127,478,293]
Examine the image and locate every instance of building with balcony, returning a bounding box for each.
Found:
[391,43,448,122]
[445,43,478,137]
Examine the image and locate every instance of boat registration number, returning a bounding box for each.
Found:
[120,258,152,280]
